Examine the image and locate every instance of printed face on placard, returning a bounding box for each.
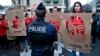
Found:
[12,16,21,29]
[66,15,86,43]
[49,19,60,32]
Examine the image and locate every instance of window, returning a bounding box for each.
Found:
[44,0,61,5]
[27,0,30,6]
[49,9,53,13]
[44,0,51,4]
[16,0,20,5]
[53,0,59,4]
[18,0,21,5]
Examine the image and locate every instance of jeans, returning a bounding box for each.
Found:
[15,36,28,50]
[20,39,28,50]
[91,30,97,44]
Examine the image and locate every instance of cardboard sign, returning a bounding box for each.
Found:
[6,9,26,36]
[49,19,60,32]
[46,11,63,41]
[61,13,91,53]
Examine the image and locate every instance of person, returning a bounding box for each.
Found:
[13,16,27,52]
[24,13,36,51]
[25,13,32,26]
[91,8,100,46]
[0,14,8,49]
[25,13,36,26]
[27,3,58,56]
[68,1,84,56]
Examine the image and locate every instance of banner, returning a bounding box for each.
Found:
[61,13,91,53]
[6,9,26,36]
[46,11,63,40]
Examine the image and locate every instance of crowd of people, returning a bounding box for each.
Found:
[0,12,35,50]
[0,1,100,56]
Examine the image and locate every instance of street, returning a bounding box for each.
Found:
[0,38,100,56]
[62,38,100,56]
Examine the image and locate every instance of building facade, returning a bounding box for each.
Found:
[96,0,100,12]
[43,0,66,12]
[14,0,67,12]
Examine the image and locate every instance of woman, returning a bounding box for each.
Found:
[72,1,83,13]
[68,1,84,56]
[25,13,36,26]
[25,13,32,26]
[0,14,8,49]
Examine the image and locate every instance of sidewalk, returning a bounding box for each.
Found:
[62,38,100,56]
[0,38,100,56]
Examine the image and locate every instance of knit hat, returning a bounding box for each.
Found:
[35,3,46,18]
[36,3,46,10]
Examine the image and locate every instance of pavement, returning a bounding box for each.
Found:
[62,37,100,56]
[0,38,100,56]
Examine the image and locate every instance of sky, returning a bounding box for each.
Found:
[0,0,12,6]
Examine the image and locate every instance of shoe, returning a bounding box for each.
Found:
[20,49,24,52]
[25,49,28,52]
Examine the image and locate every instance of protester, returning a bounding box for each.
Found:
[0,14,8,49]
[12,16,27,52]
[91,8,100,46]
[24,13,36,51]
[67,1,84,56]
[25,13,35,26]
[27,3,58,56]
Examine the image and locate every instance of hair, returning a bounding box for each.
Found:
[15,16,19,19]
[0,14,5,19]
[72,1,83,13]
[35,10,46,18]
[25,13,28,17]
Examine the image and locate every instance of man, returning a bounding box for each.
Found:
[27,3,58,56]
[91,8,100,46]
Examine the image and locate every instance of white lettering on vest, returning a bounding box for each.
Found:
[28,26,46,33]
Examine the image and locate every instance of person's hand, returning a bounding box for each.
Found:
[90,19,93,24]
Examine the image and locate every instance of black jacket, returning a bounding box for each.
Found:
[27,18,58,47]
[92,13,100,32]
